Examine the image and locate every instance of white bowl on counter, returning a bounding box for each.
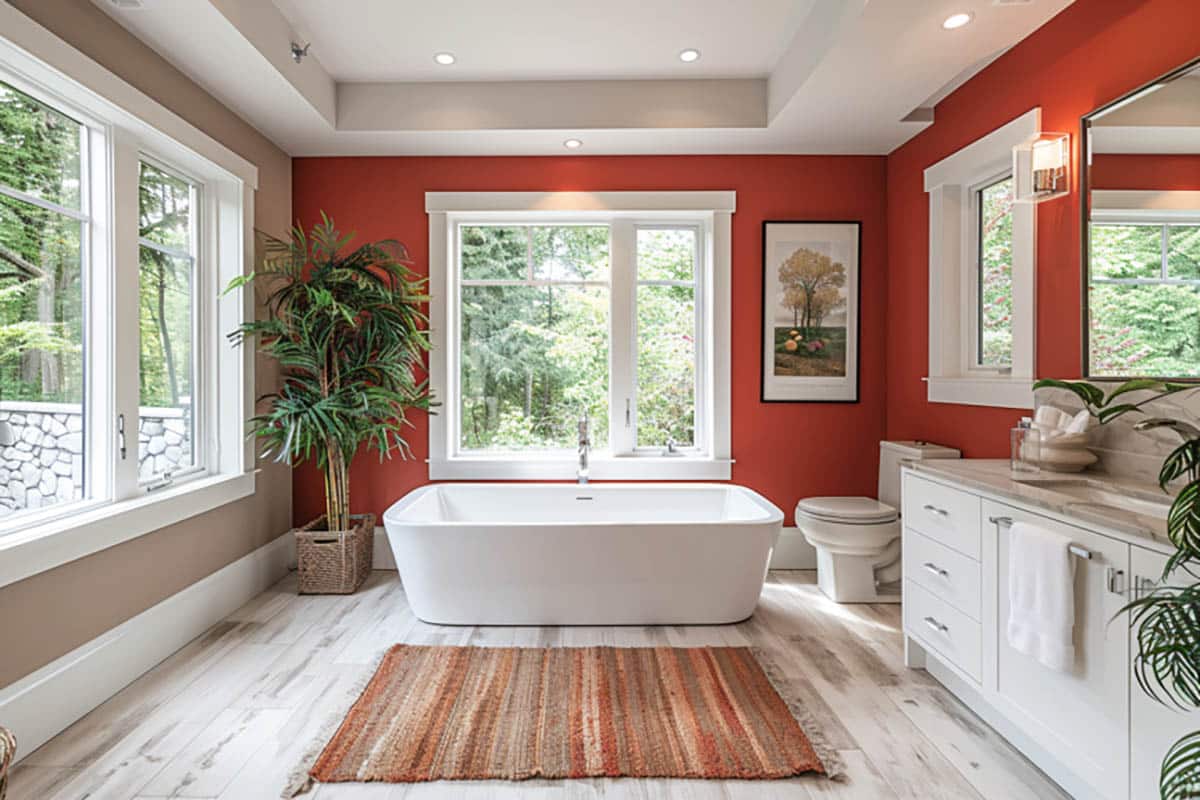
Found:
[1034,431,1098,472]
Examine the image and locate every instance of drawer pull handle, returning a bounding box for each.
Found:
[923,616,949,634]
[922,562,949,578]
[923,504,949,517]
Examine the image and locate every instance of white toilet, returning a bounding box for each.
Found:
[796,440,960,603]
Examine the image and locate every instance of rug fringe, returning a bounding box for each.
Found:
[281,647,392,798]
[749,645,846,781]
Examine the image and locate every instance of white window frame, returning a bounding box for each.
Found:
[925,108,1039,408]
[426,191,734,480]
[135,156,205,486]
[0,10,257,590]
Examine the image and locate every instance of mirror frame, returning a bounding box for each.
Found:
[1079,54,1200,381]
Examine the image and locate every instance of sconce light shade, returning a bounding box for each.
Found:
[1013,132,1070,203]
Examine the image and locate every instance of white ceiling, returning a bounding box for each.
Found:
[273,0,811,82]
[87,0,1077,157]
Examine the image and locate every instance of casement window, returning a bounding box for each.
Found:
[0,22,256,586]
[1088,194,1200,377]
[925,109,1038,408]
[970,174,1015,370]
[426,192,733,480]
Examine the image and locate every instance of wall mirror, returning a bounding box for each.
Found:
[1082,57,1200,379]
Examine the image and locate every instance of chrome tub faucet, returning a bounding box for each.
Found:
[577,412,590,485]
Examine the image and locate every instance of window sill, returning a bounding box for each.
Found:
[429,455,733,481]
[0,471,256,590]
[925,376,1035,409]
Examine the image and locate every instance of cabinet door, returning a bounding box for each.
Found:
[990,502,1130,800]
[1130,546,1200,800]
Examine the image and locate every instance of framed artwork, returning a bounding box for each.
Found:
[760,221,861,403]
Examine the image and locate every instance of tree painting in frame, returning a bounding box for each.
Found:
[761,221,860,403]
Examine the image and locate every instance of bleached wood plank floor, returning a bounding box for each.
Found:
[10,571,1070,800]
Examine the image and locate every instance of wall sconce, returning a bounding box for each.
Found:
[1013,132,1070,203]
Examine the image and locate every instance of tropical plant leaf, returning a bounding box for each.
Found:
[1162,441,1200,490]
[221,271,255,296]
[1032,378,1105,408]
[226,214,433,528]
[1107,379,1193,403]
[1125,582,1200,710]
[1167,483,1200,567]
[1162,729,1200,800]
[1096,403,1145,424]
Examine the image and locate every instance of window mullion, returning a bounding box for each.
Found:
[1162,224,1170,279]
[111,132,142,500]
[609,219,636,455]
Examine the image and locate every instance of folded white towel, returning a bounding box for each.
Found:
[1006,521,1077,672]
[1033,406,1069,430]
[1064,408,1092,434]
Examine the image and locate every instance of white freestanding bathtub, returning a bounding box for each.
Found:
[383,483,783,625]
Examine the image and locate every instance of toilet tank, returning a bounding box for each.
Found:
[878,440,960,512]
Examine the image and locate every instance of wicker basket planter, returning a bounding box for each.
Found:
[295,513,375,594]
[0,725,14,800]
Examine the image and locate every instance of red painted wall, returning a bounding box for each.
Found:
[1092,154,1200,190]
[884,0,1200,457]
[291,155,887,523]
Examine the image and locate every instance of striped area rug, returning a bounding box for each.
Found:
[295,644,838,793]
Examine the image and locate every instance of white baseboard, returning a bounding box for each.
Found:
[0,532,291,764]
[371,526,813,572]
[770,526,816,569]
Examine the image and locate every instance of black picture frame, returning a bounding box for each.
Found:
[760,220,862,403]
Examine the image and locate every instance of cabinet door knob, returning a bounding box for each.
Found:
[923,616,949,634]
[922,562,949,578]
[923,504,949,517]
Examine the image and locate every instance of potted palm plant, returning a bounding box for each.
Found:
[229,213,432,594]
[1035,378,1200,798]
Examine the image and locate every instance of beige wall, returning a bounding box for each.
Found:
[0,0,293,688]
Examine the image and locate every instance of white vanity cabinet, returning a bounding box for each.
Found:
[1129,546,1200,800]
[987,500,1130,800]
[901,468,1188,800]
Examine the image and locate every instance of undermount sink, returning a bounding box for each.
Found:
[1019,478,1172,521]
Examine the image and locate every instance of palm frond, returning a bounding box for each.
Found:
[226,214,432,528]
[1162,729,1200,800]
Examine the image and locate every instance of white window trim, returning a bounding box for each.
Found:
[925,108,1039,409]
[426,191,734,481]
[0,8,257,588]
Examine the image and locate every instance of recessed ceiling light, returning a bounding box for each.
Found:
[434,52,456,66]
[679,48,701,63]
[942,12,974,30]
[563,138,583,150]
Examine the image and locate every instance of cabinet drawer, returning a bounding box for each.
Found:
[904,579,982,683]
[903,529,981,621]
[902,474,981,559]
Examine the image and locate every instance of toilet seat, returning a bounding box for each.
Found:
[796,496,897,525]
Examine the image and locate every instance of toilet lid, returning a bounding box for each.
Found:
[796,496,898,524]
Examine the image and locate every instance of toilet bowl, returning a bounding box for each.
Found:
[795,440,960,604]
[795,497,901,603]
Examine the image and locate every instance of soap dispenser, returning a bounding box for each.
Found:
[1011,417,1041,475]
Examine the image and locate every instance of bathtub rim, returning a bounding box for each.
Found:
[382,482,784,529]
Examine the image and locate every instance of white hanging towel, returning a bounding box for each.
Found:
[1006,521,1077,672]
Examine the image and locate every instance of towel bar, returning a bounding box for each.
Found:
[987,515,1094,559]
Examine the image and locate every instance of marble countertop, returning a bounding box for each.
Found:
[905,459,1178,554]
